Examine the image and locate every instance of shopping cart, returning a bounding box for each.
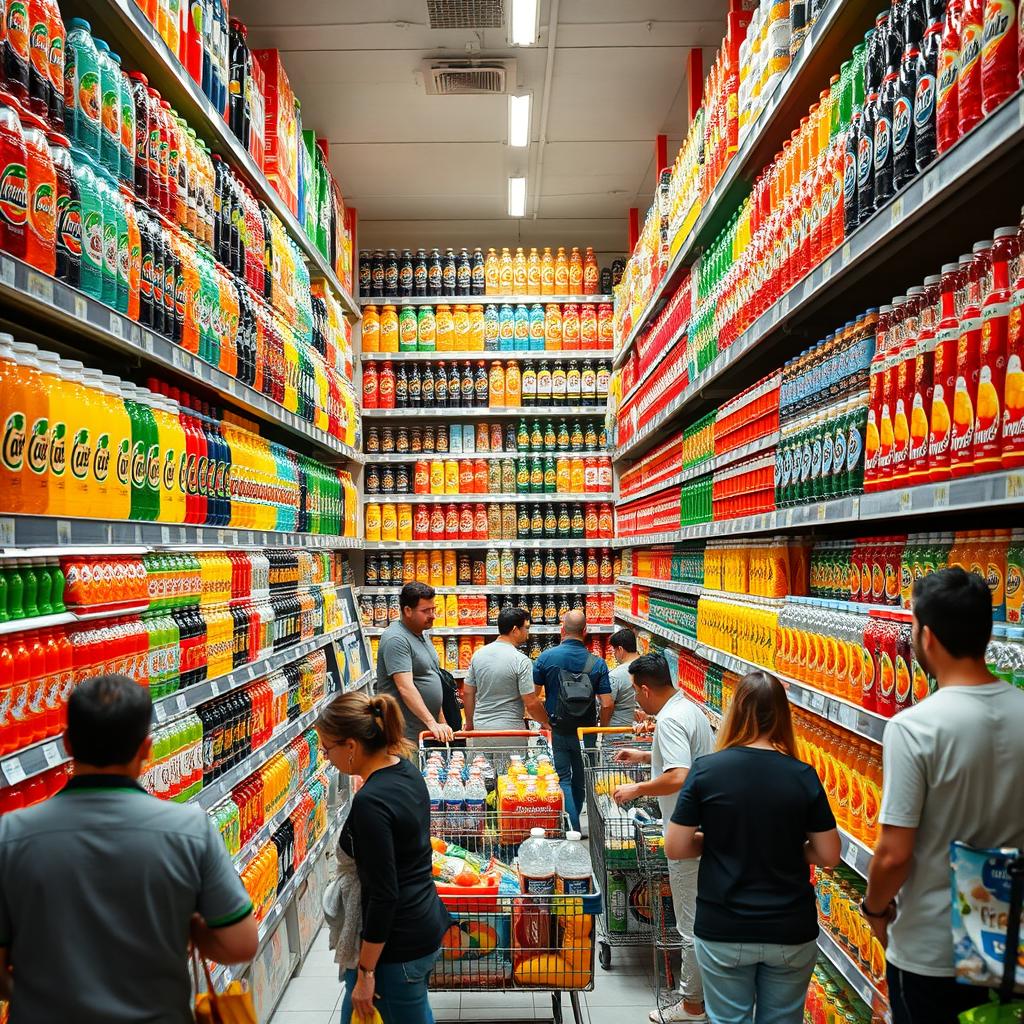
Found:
[636,819,682,1016]
[420,730,602,1024]
[579,727,660,971]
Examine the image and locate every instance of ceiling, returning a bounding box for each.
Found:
[230,0,728,258]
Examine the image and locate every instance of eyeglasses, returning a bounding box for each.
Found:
[322,739,344,758]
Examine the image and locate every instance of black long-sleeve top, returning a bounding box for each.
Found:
[339,757,449,963]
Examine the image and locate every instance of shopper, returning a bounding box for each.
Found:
[376,581,454,744]
[0,674,257,1024]
[317,690,449,1024]
[666,670,840,1024]
[862,568,1024,1024]
[607,627,639,727]
[532,609,613,831]
[463,607,550,732]
[612,652,715,1023]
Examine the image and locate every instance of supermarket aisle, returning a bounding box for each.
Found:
[270,925,657,1024]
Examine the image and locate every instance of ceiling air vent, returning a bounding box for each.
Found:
[422,59,516,95]
[425,1,505,30]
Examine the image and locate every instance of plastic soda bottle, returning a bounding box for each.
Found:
[22,111,56,275]
[957,0,985,136]
[73,146,104,298]
[0,95,29,260]
[94,39,121,176]
[63,19,101,157]
[936,0,963,153]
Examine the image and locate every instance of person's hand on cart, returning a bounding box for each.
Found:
[612,781,642,806]
[613,747,651,765]
[427,719,455,744]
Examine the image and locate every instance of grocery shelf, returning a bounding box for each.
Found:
[613,609,888,745]
[228,768,333,869]
[72,0,359,320]
[619,435,782,506]
[0,255,362,464]
[151,622,363,726]
[612,0,879,371]
[0,603,150,637]
[0,515,362,551]
[816,926,889,1019]
[364,538,611,550]
[839,828,875,879]
[364,405,608,419]
[361,624,614,637]
[365,450,609,463]
[614,88,1024,462]
[0,736,67,788]
[359,294,613,307]
[366,493,614,504]
[618,576,703,597]
[680,690,724,731]
[359,585,613,596]
[361,350,610,362]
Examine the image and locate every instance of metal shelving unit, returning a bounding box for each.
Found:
[365,450,608,462]
[816,926,889,1018]
[364,405,608,419]
[69,0,359,320]
[361,349,611,362]
[360,584,612,596]
[359,294,613,307]
[364,538,613,550]
[362,623,614,637]
[365,492,614,504]
[0,254,362,463]
[615,88,1024,462]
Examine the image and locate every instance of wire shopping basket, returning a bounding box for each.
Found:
[579,727,661,970]
[419,731,602,1024]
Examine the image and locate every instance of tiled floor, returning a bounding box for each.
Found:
[270,927,669,1024]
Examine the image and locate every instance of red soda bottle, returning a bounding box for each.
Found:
[951,241,991,476]
[981,0,1018,112]
[1003,220,1024,467]
[929,262,964,478]
[958,0,985,136]
[937,0,963,152]
[22,110,56,274]
[0,94,29,258]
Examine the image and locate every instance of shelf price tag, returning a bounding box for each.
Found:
[0,517,14,546]
[899,490,913,512]
[56,520,71,545]
[891,196,904,225]
[932,483,949,508]
[109,313,125,339]
[845,839,860,873]
[27,271,53,304]
[154,703,167,723]
[808,691,827,714]
[42,743,63,768]
[2,757,27,785]
[74,295,88,320]
[0,257,14,286]
[175,694,187,713]
[1006,472,1024,499]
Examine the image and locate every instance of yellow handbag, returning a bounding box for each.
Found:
[192,952,257,1024]
[351,1009,384,1024]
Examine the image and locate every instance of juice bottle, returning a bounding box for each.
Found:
[95,378,130,520]
[22,111,56,276]
[952,241,991,476]
[484,247,499,294]
[568,246,583,292]
[499,247,514,293]
[929,262,963,478]
[72,366,104,505]
[981,0,1018,112]
[513,246,527,294]
[1006,528,1024,623]
[583,246,599,294]
[554,246,569,293]
[957,0,984,136]
[936,0,963,153]
[73,146,104,299]
[526,247,541,292]
[95,38,121,176]
[540,246,554,295]
[976,226,1018,468]
[0,95,29,260]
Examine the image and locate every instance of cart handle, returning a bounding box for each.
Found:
[576,726,635,740]
[418,728,553,743]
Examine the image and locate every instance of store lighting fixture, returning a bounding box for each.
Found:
[508,0,539,46]
[508,176,527,217]
[508,94,531,147]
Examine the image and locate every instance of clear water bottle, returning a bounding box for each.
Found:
[555,830,593,895]
[518,827,556,895]
[426,771,443,821]
[464,767,487,835]
[443,772,465,838]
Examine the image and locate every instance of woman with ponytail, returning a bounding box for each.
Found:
[317,691,449,1024]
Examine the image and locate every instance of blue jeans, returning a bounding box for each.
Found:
[693,936,818,1024]
[552,731,586,831]
[340,950,439,1024]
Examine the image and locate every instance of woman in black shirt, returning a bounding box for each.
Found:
[317,692,448,1024]
[666,671,840,1024]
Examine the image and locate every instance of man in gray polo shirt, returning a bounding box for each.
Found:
[376,580,455,744]
[0,674,258,1024]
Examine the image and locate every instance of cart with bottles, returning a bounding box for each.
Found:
[579,726,660,971]
[420,730,602,1024]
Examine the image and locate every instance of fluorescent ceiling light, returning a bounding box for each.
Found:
[508,94,531,147]
[509,0,538,46]
[508,176,527,217]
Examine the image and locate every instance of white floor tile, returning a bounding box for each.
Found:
[276,976,343,1013]
[269,1013,335,1024]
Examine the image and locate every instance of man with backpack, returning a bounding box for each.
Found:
[532,610,613,831]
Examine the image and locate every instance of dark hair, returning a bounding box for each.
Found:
[628,652,672,687]
[609,628,637,653]
[717,671,797,758]
[66,674,152,767]
[912,567,992,659]
[316,691,411,758]
[498,606,530,636]
[399,581,435,611]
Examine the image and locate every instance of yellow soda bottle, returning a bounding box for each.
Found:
[77,368,111,509]
[99,374,133,520]
[153,397,185,523]
[53,357,91,510]
[5,342,51,514]
[22,346,57,514]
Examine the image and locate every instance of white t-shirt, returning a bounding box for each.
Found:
[651,690,715,830]
[879,681,1024,976]
[464,639,535,731]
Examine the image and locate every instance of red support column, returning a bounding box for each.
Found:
[628,207,640,253]
[687,48,703,125]
[655,133,668,177]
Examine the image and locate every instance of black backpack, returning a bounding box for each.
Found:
[553,653,598,730]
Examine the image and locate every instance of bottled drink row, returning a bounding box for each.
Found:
[213,732,324,854]
[864,220,1024,490]
[364,501,615,544]
[0,567,347,756]
[686,0,1021,373]
[361,301,614,354]
[0,339,359,534]
[363,418,609,458]
[812,866,886,990]
[0,17,356,439]
[359,245,617,299]
[361,590,614,632]
[365,456,613,498]
[361,358,611,411]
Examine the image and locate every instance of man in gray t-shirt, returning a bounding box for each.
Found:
[376,581,454,744]
[464,608,549,732]
[0,675,257,1024]
[863,569,1024,1024]
[607,627,639,728]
